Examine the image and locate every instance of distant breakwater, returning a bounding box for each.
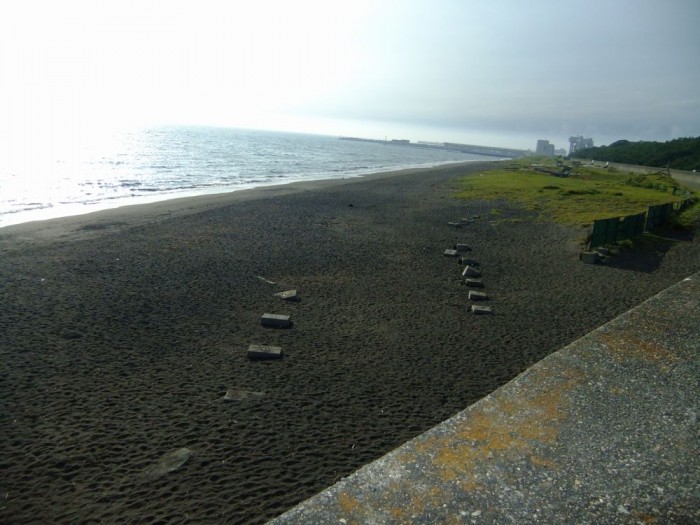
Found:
[339,136,528,159]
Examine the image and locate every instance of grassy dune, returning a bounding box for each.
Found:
[456,158,697,227]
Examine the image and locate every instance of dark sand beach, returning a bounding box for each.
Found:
[1,162,698,524]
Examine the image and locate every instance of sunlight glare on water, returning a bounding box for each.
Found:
[0,126,491,227]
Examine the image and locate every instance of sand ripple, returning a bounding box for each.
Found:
[2,165,698,523]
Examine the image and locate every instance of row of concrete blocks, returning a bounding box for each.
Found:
[445,245,492,315]
[246,289,301,361]
[443,243,472,257]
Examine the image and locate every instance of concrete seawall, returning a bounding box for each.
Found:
[269,273,699,524]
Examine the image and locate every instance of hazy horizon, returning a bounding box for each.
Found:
[2,0,699,154]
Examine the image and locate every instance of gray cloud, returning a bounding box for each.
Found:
[294,0,700,147]
[3,0,698,150]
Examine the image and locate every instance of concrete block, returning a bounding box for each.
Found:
[224,389,266,401]
[443,249,459,257]
[260,313,292,328]
[462,265,481,278]
[144,448,192,480]
[471,305,492,315]
[454,243,471,252]
[468,290,488,301]
[247,344,283,360]
[465,278,483,287]
[459,257,479,266]
[580,251,599,264]
[273,289,300,302]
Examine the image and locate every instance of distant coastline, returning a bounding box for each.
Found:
[339,135,529,159]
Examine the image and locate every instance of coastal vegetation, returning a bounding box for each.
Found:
[570,137,700,171]
[456,158,698,227]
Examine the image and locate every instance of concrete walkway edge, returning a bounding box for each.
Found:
[269,272,700,524]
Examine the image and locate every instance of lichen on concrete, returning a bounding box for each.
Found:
[269,273,700,524]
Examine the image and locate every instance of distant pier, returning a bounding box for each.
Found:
[339,136,529,159]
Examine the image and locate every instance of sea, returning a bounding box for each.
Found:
[0,126,494,228]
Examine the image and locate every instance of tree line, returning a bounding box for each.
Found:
[571,137,700,171]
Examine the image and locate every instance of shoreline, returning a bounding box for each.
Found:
[0,160,490,233]
[2,161,698,523]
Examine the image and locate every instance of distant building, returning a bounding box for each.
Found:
[569,135,594,155]
[535,139,555,157]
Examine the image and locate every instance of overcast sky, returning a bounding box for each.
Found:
[1,0,699,150]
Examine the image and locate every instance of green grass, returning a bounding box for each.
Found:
[672,201,700,230]
[455,159,694,226]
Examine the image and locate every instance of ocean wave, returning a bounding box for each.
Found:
[0,202,54,215]
[331,165,370,172]
[2,127,494,227]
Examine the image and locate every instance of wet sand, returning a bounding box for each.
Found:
[1,162,698,524]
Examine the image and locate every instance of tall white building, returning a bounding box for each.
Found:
[569,136,594,154]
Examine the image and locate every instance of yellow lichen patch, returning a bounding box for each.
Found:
[632,511,658,523]
[390,506,406,521]
[338,492,361,517]
[434,443,486,481]
[353,368,581,517]
[412,435,437,455]
[529,455,560,469]
[527,384,577,425]
[597,332,678,363]
[429,374,580,483]
[384,485,443,522]
[380,468,468,523]
[441,466,458,482]
[446,515,467,525]
[494,398,519,416]
[459,412,507,443]
[427,485,444,501]
[459,478,479,492]
[609,385,625,395]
